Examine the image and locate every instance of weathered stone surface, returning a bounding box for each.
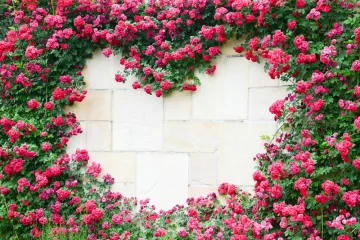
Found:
[192,56,249,120]
[87,121,112,151]
[112,91,163,151]
[189,153,218,185]
[163,121,222,153]
[164,91,192,120]
[218,122,277,186]
[136,153,189,210]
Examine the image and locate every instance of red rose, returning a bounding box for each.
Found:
[102,48,112,57]
[8,129,21,143]
[227,184,237,196]
[296,0,305,8]
[155,89,162,97]
[234,46,244,53]
[115,74,123,82]
[287,20,296,30]
[51,116,64,126]
[218,183,229,195]
[144,84,151,94]
[44,102,54,110]
[160,80,172,91]
[27,99,40,110]
[132,81,141,89]
[41,142,51,152]
[52,87,65,101]
[31,226,41,238]
[59,75,72,84]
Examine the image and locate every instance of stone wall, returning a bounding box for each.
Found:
[66,42,289,210]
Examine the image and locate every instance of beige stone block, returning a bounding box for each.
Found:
[192,56,249,120]
[164,91,192,120]
[136,153,189,210]
[66,121,87,154]
[218,121,277,186]
[86,121,112,151]
[249,60,279,87]
[222,121,277,156]
[111,182,136,197]
[66,91,112,121]
[113,122,162,151]
[248,87,288,120]
[189,153,218,185]
[188,186,218,198]
[112,91,163,151]
[218,152,256,186]
[112,91,163,122]
[88,152,136,183]
[86,49,136,90]
[163,121,222,153]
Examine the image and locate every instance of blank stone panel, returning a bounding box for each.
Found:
[112,91,163,123]
[192,56,249,120]
[112,91,163,151]
[164,91,192,120]
[221,121,277,156]
[136,153,189,210]
[218,152,256,186]
[86,121,112,151]
[218,122,277,186]
[113,122,163,151]
[163,121,222,153]
[189,153,218,185]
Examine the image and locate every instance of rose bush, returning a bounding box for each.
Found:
[1,0,360,239]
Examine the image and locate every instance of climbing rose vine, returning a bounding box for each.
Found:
[1,0,360,239]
